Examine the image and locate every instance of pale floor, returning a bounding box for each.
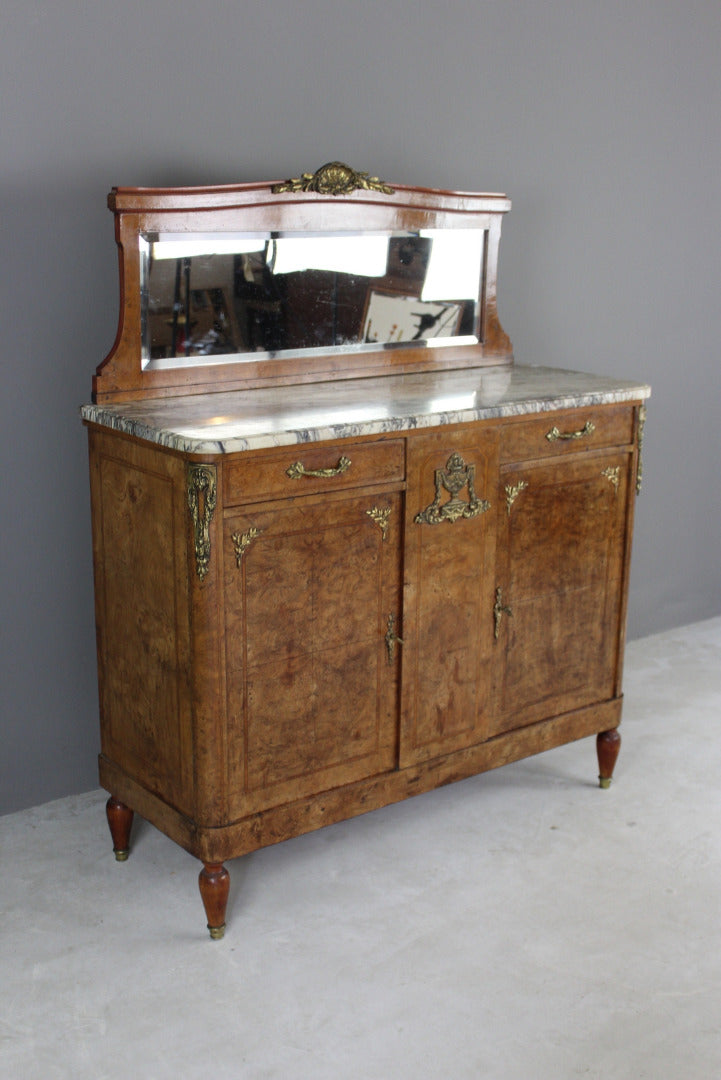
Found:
[1,618,720,1080]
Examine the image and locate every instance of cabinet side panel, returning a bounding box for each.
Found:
[89,430,193,813]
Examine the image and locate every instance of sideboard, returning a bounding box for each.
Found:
[81,166,649,937]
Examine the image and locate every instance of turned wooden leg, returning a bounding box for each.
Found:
[597,728,621,789]
[106,796,134,861]
[198,862,230,940]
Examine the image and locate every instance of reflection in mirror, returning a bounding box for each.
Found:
[140,230,486,370]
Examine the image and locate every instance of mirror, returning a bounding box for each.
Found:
[140,229,486,369]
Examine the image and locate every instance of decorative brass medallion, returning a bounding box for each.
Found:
[636,404,647,495]
[545,420,596,443]
[385,613,404,666]
[602,466,621,493]
[272,161,394,197]
[493,587,513,641]
[504,480,528,515]
[366,506,391,541]
[286,455,351,480]
[415,452,490,525]
[187,464,217,582]
[231,527,262,567]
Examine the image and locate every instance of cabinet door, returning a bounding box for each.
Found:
[400,429,499,766]
[224,489,402,816]
[490,450,631,735]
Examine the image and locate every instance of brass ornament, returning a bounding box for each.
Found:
[493,587,513,641]
[504,480,528,515]
[385,613,404,666]
[636,404,647,495]
[366,506,391,541]
[231,527,262,567]
[187,464,217,582]
[415,452,490,525]
[545,420,596,443]
[272,162,395,197]
[602,466,621,493]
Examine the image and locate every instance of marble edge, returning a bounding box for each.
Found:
[80,381,650,456]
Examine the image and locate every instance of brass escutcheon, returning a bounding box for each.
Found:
[415,452,490,525]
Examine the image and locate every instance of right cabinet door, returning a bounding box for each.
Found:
[490,447,633,737]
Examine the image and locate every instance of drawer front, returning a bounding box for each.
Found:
[500,405,634,464]
[224,438,405,505]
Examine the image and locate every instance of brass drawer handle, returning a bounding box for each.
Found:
[286,455,351,480]
[545,420,595,443]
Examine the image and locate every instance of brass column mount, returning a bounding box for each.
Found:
[187,464,217,582]
[415,452,490,525]
[272,162,395,196]
[493,587,512,641]
[366,506,392,541]
[385,613,404,666]
[504,480,528,516]
[636,404,647,495]
[231,527,262,567]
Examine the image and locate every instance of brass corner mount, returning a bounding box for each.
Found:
[272,162,395,197]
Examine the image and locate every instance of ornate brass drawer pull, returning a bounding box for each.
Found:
[493,587,512,641]
[286,455,351,480]
[415,452,490,525]
[385,613,404,666]
[545,420,595,443]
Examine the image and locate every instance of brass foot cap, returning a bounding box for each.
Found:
[598,777,612,790]
[114,849,130,861]
[208,924,226,940]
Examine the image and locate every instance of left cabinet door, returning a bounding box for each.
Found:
[223,488,403,818]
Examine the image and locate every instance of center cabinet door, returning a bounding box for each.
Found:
[224,487,402,817]
[400,428,499,766]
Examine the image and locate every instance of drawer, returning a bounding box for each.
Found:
[223,438,405,505]
[500,405,634,464]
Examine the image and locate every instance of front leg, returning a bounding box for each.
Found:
[106,796,134,861]
[596,729,621,789]
[198,862,230,939]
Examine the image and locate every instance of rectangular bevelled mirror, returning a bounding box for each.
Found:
[140,229,486,369]
[94,166,512,402]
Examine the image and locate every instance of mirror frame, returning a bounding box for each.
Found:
[94,165,512,403]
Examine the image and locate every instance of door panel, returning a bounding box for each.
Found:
[491,450,630,735]
[400,429,499,765]
[224,489,402,815]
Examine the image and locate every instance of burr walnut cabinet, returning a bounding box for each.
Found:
[82,165,649,937]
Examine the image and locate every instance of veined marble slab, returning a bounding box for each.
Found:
[80,365,650,455]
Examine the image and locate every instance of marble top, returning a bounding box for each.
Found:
[80,365,650,455]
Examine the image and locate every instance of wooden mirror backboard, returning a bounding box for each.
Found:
[94,163,512,403]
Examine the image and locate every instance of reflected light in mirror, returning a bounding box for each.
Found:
[420,230,484,301]
[151,234,266,260]
[269,235,389,277]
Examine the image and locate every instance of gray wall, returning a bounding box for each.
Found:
[2,1,719,814]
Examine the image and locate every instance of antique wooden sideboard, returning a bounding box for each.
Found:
[82,164,650,937]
